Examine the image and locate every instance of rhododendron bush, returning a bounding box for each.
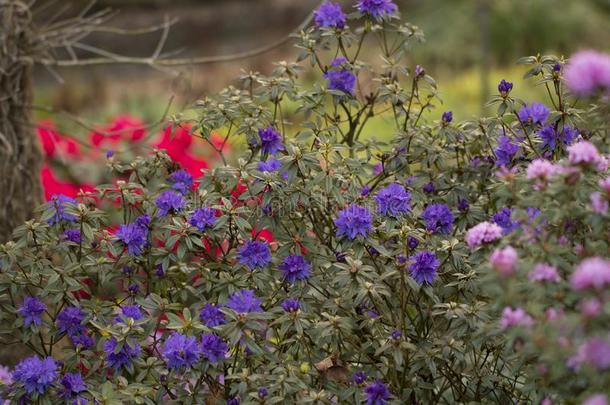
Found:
[1,1,609,403]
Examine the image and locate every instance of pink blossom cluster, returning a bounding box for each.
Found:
[465,221,503,249]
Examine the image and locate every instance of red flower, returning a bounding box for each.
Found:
[40,165,94,200]
[90,115,146,147]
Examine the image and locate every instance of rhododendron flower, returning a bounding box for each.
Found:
[517,102,550,125]
[499,307,534,329]
[582,394,609,405]
[528,263,561,283]
[422,203,454,234]
[569,337,610,370]
[91,115,146,146]
[13,356,58,394]
[564,50,610,96]
[590,192,609,214]
[357,0,398,18]
[374,183,411,217]
[237,240,272,270]
[489,246,518,276]
[465,221,503,248]
[335,204,373,239]
[325,58,357,95]
[570,257,610,290]
[314,1,346,28]
[580,298,602,318]
[364,380,391,405]
[408,251,439,285]
[568,141,602,168]
[526,159,559,180]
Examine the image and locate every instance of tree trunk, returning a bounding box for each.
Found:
[0,1,43,242]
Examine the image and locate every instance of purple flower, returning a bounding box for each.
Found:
[60,372,86,400]
[568,141,603,167]
[227,397,240,405]
[335,204,373,239]
[570,337,610,370]
[325,59,357,95]
[582,394,609,405]
[498,79,513,95]
[414,65,425,77]
[279,254,311,283]
[163,332,201,370]
[128,283,139,295]
[13,356,58,394]
[238,240,272,270]
[570,257,610,290]
[441,111,453,124]
[200,304,226,327]
[491,208,519,235]
[526,159,560,180]
[48,194,77,225]
[422,182,436,194]
[457,197,469,212]
[353,370,367,385]
[168,170,193,194]
[258,387,268,399]
[116,215,149,256]
[489,246,518,276]
[106,150,114,158]
[0,365,11,385]
[517,102,550,125]
[70,332,95,349]
[189,207,217,231]
[258,126,284,155]
[408,251,439,285]
[422,203,454,234]
[314,1,346,28]
[364,380,391,405]
[200,333,228,364]
[56,306,86,336]
[281,298,300,312]
[18,296,46,327]
[257,157,282,172]
[356,0,398,18]
[226,289,262,313]
[528,263,561,283]
[63,229,82,243]
[156,191,186,217]
[538,126,577,150]
[115,305,143,323]
[407,236,419,250]
[465,221,503,248]
[494,136,520,167]
[104,338,141,370]
[361,185,371,196]
[590,192,609,214]
[564,50,610,96]
[375,183,411,217]
[499,307,534,329]
[390,330,402,340]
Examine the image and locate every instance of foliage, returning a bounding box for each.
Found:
[0,1,609,403]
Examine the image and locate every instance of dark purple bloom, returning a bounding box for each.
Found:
[128,283,139,294]
[115,305,143,323]
[227,397,240,405]
[70,332,94,349]
[104,338,141,370]
[257,157,282,172]
[200,304,226,327]
[116,215,149,256]
[200,333,228,364]
[258,126,284,155]
[60,372,86,399]
[353,370,367,385]
[538,125,578,150]
[407,236,419,250]
[238,240,272,270]
[441,111,453,124]
[356,0,398,18]
[457,197,469,212]
[279,254,311,283]
[325,58,356,94]
[106,150,114,158]
[13,356,58,394]
[155,264,165,277]
[492,208,519,235]
[122,266,134,275]
[63,229,82,243]
[314,1,346,28]
[48,194,77,225]
[56,306,86,336]
[156,191,186,217]
[498,80,513,95]
[390,330,402,340]
[553,63,562,73]
[375,183,411,217]
[494,136,520,167]
[189,207,217,232]
[414,65,425,77]
[18,296,46,327]
[408,251,439,285]
[361,185,371,196]
[168,170,193,195]
[422,182,436,194]
[335,204,373,239]
[258,387,268,399]
[163,332,201,370]
[226,289,262,313]
[364,380,391,405]
[422,204,454,234]
[517,102,550,125]
[281,298,300,312]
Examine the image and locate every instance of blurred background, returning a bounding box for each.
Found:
[32,0,610,197]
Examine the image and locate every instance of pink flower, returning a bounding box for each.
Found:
[569,337,610,370]
[568,141,602,168]
[590,192,609,214]
[528,263,561,283]
[582,394,609,405]
[465,221,503,249]
[545,307,564,321]
[526,159,559,180]
[499,307,534,329]
[599,177,610,194]
[564,50,610,96]
[580,298,603,318]
[490,246,518,276]
[570,257,610,290]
